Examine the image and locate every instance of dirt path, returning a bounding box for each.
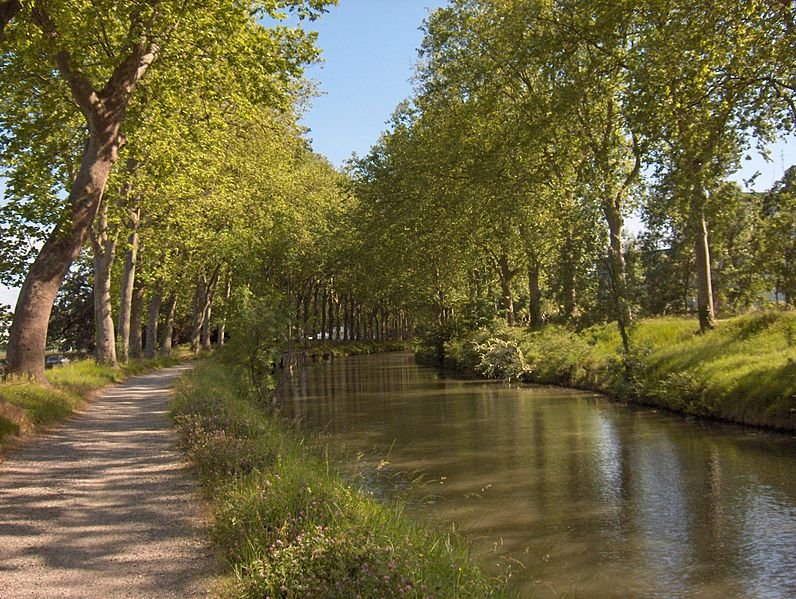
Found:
[0,364,215,598]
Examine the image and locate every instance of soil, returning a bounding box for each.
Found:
[0,364,216,598]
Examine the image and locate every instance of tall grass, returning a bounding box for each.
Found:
[0,354,180,447]
[171,357,508,598]
[428,311,796,430]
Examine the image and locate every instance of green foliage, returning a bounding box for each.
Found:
[224,287,289,405]
[46,255,95,352]
[172,356,508,598]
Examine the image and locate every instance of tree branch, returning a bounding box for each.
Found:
[30,3,100,121]
[0,0,21,44]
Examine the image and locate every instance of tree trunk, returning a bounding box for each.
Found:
[144,288,161,358]
[604,199,631,353]
[217,274,231,347]
[527,256,543,330]
[497,253,516,325]
[560,230,577,320]
[329,292,341,341]
[321,288,328,341]
[201,298,213,350]
[343,295,350,341]
[5,16,158,380]
[691,187,715,331]
[190,265,220,353]
[160,291,177,355]
[311,283,319,340]
[7,134,121,380]
[91,198,118,366]
[117,204,140,362]
[190,279,206,354]
[130,281,144,358]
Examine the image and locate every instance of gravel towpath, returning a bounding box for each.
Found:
[0,364,215,598]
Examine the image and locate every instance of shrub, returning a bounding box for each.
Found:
[473,338,529,381]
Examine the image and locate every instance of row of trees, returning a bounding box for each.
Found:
[1,0,349,380]
[347,0,795,350]
[2,0,794,382]
[1,0,417,381]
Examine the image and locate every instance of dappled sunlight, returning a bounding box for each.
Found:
[0,365,213,598]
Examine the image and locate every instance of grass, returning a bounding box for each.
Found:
[425,311,796,431]
[0,354,181,448]
[171,355,508,598]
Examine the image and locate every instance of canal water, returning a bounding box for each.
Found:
[280,353,796,598]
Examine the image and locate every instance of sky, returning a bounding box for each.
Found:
[1,0,794,309]
[299,0,446,167]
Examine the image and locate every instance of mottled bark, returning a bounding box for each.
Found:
[190,279,206,354]
[117,204,140,362]
[217,275,231,347]
[8,133,120,380]
[497,253,517,325]
[129,281,144,359]
[160,291,177,355]
[91,198,118,366]
[190,265,220,353]
[604,199,631,353]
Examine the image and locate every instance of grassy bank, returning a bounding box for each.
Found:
[418,311,796,431]
[0,355,180,448]
[171,355,506,598]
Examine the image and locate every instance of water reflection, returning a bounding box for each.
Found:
[280,353,796,598]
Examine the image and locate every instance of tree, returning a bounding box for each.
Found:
[760,166,796,306]
[628,0,793,330]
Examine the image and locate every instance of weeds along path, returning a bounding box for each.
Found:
[0,363,214,598]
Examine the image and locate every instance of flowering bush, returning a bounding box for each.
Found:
[473,338,529,382]
[242,525,421,599]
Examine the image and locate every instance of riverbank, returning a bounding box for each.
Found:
[417,311,796,431]
[171,355,507,598]
[305,339,412,360]
[0,355,180,451]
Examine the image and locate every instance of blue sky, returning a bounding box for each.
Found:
[299,0,446,167]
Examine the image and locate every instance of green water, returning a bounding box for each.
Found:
[281,352,796,598]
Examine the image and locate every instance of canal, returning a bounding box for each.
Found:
[280,352,796,597]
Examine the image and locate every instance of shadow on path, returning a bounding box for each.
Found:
[0,364,215,598]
